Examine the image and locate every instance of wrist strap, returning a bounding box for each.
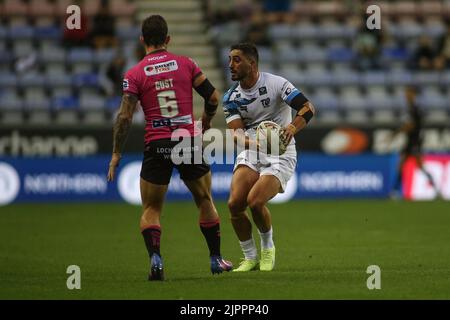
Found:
[287,124,296,134]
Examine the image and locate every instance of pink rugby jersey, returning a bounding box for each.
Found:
[122,49,202,143]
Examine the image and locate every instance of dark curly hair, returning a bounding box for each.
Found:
[141,15,168,47]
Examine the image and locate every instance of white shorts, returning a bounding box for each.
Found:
[233,144,297,193]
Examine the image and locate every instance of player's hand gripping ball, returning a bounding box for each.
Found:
[256,121,287,155]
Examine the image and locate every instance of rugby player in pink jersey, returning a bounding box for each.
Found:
[107,15,232,280]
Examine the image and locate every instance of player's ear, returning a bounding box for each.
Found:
[165,35,171,46]
[139,35,145,46]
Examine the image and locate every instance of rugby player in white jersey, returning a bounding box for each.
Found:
[223,43,316,271]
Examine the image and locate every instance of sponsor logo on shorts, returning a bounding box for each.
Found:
[152,115,192,128]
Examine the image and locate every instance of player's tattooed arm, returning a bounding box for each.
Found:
[107,93,138,182]
[112,93,138,154]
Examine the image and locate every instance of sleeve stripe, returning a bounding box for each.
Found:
[285,89,301,104]
[222,83,239,104]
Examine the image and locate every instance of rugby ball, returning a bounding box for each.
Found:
[256,121,286,155]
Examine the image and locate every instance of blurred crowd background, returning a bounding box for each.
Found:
[0,0,449,127]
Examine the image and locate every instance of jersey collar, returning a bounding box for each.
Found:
[145,48,167,56]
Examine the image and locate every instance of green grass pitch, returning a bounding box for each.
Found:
[0,200,449,299]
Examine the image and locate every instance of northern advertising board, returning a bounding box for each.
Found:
[0,154,400,205]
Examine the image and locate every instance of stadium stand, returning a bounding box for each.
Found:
[0,0,449,126]
[208,0,450,125]
[0,0,136,125]
[0,0,226,126]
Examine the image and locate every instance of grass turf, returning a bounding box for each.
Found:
[0,200,449,299]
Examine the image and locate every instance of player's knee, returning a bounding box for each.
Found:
[142,206,160,218]
[247,195,265,212]
[228,198,246,214]
[193,191,213,208]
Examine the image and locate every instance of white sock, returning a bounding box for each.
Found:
[239,238,257,260]
[258,227,274,249]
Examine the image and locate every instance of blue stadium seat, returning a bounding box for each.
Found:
[317,24,349,40]
[307,70,333,86]
[46,73,72,88]
[382,47,410,61]
[67,48,94,63]
[257,47,274,64]
[0,73,17,87]
[268,24,293,41]
[278,44,299,63]
[117,26,140,41]
[105,96,121,110]
[331,70,360,86]
[0,51,13,64]
[34,26,62,40]
[72,73,99,88]
[8,25,34,39]
[361,71,387,86]
[0,25,7,39]
[299,45,327,62]
[24,88,50,110]
[390,22,423,40]
[45,62,66,76]
[441,71,450,86]
[311,90,340,110]
[52,96,79,109]
[0,90,23,109]
[386,70,413,85]
[291,23,318,40]
[94,48,117,65]
[446,92,450,111]
[418,89,447,109]
[19,72,46,88]
[340,88,368,110]
[39,46,66,63]
[282,71,306,88]
[413,71,440,86]
[211,22,241,46]
[366,88,393,109]
[424,23,446,38]
[79,93,105,110]
[327,47,354,62]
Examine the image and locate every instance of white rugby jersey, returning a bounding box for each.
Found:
[222,72,302,141]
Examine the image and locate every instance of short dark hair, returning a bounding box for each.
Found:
[141,15,168,47]
[230,43,259,64]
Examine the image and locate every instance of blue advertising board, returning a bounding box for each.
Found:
[0,154,398,205]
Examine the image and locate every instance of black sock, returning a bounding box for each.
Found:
[141,225,161,258]
[200,219,221,257]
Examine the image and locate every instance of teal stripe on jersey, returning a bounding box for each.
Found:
[285,88,301,104]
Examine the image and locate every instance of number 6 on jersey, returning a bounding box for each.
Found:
[157,90,179,117]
